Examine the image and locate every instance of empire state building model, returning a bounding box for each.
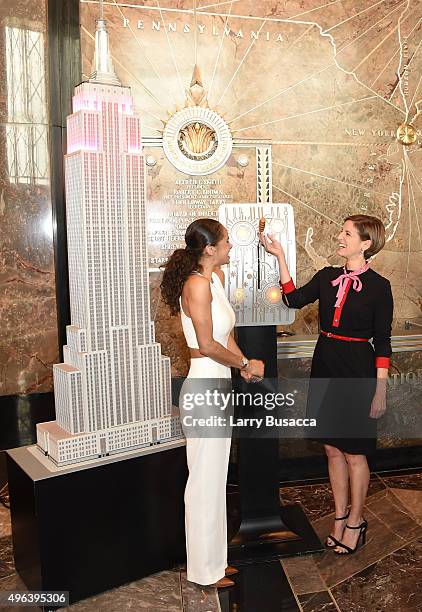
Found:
[37,11,182,466]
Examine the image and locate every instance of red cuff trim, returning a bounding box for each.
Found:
[280,278,296,294]
[375,356,390,369]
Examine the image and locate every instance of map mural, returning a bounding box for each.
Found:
[80,0,422,370]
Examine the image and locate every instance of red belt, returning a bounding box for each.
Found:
[321,330,368,342]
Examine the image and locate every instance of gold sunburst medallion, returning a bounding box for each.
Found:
[397,123,417,145]
[178,122,218,160]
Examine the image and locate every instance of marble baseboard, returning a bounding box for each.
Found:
[380,472,422,490]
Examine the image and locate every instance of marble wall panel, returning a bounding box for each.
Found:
[277,349,422,456]
[0,0,58,395]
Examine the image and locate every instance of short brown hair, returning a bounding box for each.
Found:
[345,214,386,260]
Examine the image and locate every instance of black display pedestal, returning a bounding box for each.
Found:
[6,441,187,608]
[229,325,323,564]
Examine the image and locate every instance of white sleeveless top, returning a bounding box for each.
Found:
[180,272,236,349]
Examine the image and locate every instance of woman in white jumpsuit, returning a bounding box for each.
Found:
[161,218,264,587]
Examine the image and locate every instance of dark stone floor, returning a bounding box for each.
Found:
[279,471,422,611]
[1,471,422,611]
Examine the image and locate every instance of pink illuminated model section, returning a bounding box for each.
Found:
[36,11,182,466]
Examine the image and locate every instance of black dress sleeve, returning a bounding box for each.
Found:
[281,270,321,309]
[373,280,393,367]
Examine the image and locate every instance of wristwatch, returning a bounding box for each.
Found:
[240,356,249,370]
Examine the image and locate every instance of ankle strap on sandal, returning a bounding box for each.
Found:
[334,511,350,521]
[345,519,367,529]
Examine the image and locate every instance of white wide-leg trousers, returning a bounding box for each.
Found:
[180,357,232,585]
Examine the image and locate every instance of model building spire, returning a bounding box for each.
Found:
[89,0,121,86]
[36,6,182,466]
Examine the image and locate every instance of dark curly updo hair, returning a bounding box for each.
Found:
[160,218,225,315]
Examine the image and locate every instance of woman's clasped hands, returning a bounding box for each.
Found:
[240,359,265,384]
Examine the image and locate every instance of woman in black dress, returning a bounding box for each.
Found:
[260,215,393,554]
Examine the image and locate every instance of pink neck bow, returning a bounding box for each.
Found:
[331,263,369,307]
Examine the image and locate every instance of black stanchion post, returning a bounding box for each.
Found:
[228,325,323,564]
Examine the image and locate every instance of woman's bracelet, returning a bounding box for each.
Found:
[239,355,249,370]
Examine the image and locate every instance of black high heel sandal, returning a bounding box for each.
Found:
[333,519,368,555]
[325,510,350,548]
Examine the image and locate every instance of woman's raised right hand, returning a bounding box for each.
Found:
[259,233,285,259]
